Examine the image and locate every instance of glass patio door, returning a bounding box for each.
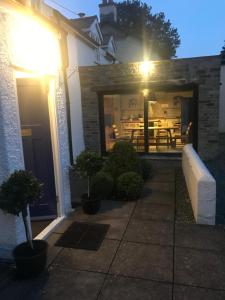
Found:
[102,88,195,154]
[147,90,194,154]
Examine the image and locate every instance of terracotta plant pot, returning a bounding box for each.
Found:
[13,239,48,278]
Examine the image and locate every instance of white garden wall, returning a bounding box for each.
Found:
[182,144,216,225]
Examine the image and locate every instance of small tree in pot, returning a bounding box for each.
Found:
[72,150,103,214]
[0,170,46,278]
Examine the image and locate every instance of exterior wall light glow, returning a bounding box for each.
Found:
[142,89,149,97]
[9,13,61,75]
[139,61,155,78]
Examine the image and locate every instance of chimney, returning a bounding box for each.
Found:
[99,0,117,24]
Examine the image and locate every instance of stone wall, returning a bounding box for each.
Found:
[79,56,221,160]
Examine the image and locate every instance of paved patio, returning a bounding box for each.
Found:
[1,166,225,300]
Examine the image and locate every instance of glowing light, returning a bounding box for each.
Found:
[9,13,61,75]
[139,61,155,78]
[142,89,149,97]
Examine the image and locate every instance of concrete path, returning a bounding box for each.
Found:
[1,167,225,299]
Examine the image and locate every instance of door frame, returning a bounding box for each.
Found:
[98,83,199,156]
[15,72,66,235]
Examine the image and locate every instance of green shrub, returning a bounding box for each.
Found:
[90,171,114,200]
[72,150,103,198]
[116,171,144,201]
[139,159,152,181]
[104,141,140,179]
[0,170,43,248]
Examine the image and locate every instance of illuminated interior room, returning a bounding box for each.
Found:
[103,89,194,154]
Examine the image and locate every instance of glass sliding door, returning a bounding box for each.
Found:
[147,90,194,153]
[103,93,145,152]
[102,88,195,154]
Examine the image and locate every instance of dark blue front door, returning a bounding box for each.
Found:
[17,78,57,219]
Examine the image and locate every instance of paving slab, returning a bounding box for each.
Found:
[26,266,105,300]
[134,202,174,222]
[0,272,42,300]
[53,219,74,234]
[145,181,175,193]
[174,247,225,290]
[54,239,119,273]
[109,241,173,282]
[140,188,175,206]
[150,172,175,183]
[124,218,174,246]
[46,233,63,266]
[98,275,172,300]
[0,262,13,287]
[173,284,225,300]
[98,200,136,218]
[71,215,129,241]
[71,201,135,220]
[175,223,225,253]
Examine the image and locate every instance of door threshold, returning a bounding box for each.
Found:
[34,216,66,241]
[31,215,57,221]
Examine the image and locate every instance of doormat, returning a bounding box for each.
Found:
[55,221,110,251]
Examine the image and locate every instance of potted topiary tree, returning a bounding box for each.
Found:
[72,150,103,214]
[0,170,46,278]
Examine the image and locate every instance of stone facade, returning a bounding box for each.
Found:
[79,55,221,160]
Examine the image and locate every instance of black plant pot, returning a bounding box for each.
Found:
[81,194,101,215]
[13,239,48,278]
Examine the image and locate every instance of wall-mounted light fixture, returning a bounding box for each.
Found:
[139,61,155,79]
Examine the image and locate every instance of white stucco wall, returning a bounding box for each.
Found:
[0,11,26,258]
[219,65,225,132]
[0,7,71,257]
[66,31,114,159]
[55,75,72,215]
[67,33,99,159]
[182,144,216,225]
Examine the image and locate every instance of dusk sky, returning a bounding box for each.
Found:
[45,0,225,58]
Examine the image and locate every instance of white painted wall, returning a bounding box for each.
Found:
[89,20,103,45]
[66,33,97,159]
[182,144,216,225]
[219,64,225,132]
[0,7,72,257]
[66,32,113,158]
[0,11,27,258]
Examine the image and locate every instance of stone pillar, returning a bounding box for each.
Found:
[0,11,26,259]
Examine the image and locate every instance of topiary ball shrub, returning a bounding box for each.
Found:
[104,141,140,179]
[139,159,152,181]
[90,171,114,200]
[116,171,144,201]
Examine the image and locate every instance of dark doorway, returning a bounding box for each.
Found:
[17,78,57,219]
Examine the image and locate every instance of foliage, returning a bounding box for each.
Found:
[90,171,114,200]
[103,141,140,179]
[72,150,103,198]
[0,170,42,216]
[221,41,225,56]
[116,0,180,58]
[139,159,152,181]
[73,150,103,179]
[116,171,144,200]
[0,170,43,248]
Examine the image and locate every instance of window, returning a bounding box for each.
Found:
[102,88,196,154]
